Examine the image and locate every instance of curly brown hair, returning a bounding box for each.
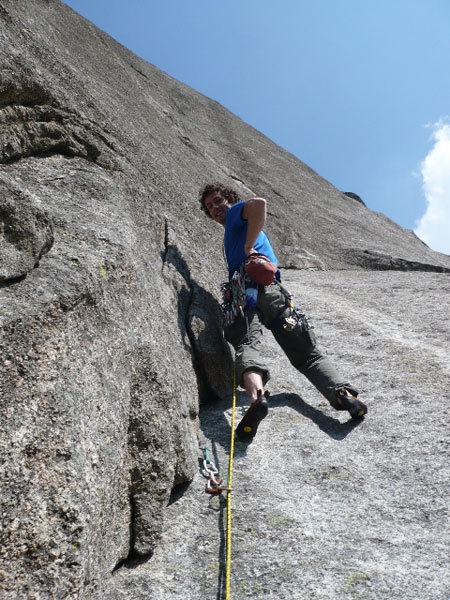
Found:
[198,182,241,217]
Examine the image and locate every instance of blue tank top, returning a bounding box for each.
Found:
[224,201,278,279]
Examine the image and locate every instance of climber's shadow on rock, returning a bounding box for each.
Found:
[199,390,361,451]
[160,242,235,404]
[269,392,362,440]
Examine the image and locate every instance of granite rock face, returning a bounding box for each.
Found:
[0,1,449,599]
[108,270,450,600]
[0,176,54,281]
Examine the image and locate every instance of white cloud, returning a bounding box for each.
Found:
[414,120,450,255]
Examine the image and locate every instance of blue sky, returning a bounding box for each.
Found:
[62,0,450,255]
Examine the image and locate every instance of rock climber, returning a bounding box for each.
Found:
[199,182,367,442]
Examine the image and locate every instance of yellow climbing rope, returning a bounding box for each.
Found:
[225,365,237,600]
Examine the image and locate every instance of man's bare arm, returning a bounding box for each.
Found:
[242,198,267,256]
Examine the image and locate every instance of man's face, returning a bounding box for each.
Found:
[204,192,231,226]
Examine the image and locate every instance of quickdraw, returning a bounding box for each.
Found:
[201,367,238,600]
[231,270,246,317]
[283,306,314,331]
[201,446,232,495]
[221,270,246,326]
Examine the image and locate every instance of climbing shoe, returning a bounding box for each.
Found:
[235,390,269,443]
[336,389,367,420]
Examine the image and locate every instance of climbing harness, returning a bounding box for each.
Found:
[222,271,260,352]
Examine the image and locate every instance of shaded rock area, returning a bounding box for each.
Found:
[342,191,365,206]
[0,1,449,599]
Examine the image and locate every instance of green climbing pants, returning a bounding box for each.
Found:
[223,280,354,409]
